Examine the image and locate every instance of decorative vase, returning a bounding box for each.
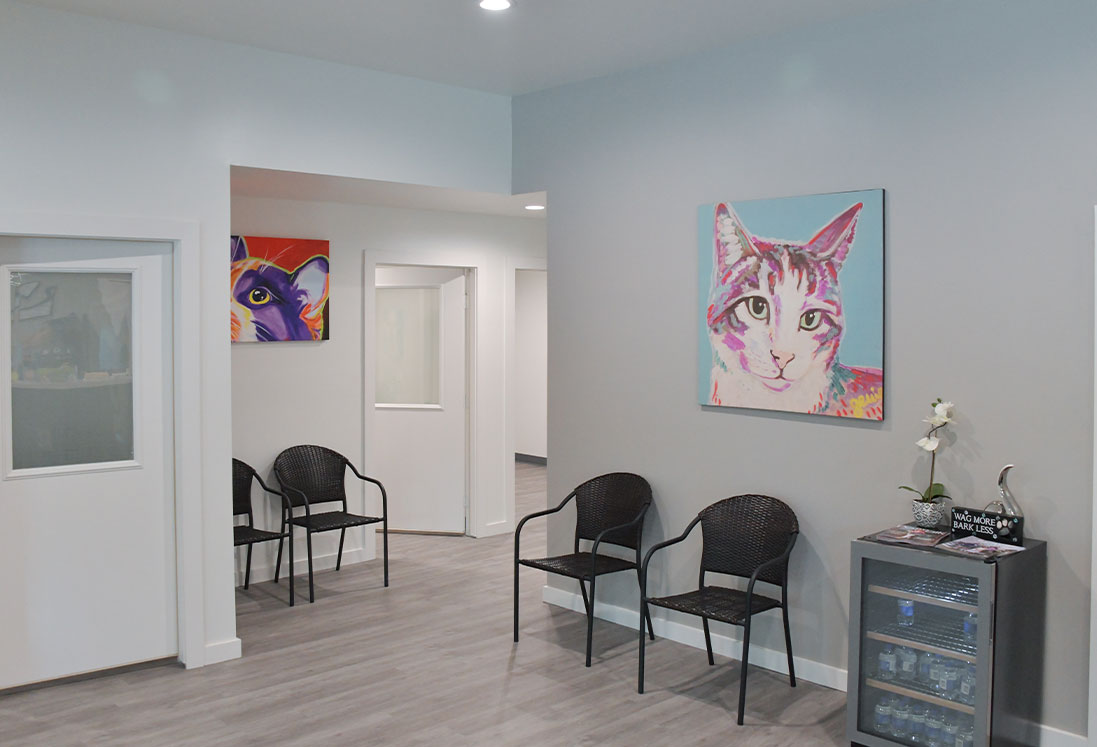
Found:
[911,500,945,529]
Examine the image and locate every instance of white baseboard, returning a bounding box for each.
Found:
[541,585,1087,744]
[234,547,370,587]
[200,638,242,667]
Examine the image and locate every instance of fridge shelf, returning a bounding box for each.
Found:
[867,583,978,614]
[866,622,977,663]
[864,677,976,716]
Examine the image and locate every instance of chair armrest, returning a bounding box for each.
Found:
[254,473,292,510]
[589,502,651,574]
[274,469,312,516]
[347,462,388,517]
[639,515,702,598]
[743,531,799,609]
[514,492,576,560]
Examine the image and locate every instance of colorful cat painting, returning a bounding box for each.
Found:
[699,191,883,420]
[230,235,330,342]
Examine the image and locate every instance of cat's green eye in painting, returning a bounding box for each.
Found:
[249,287,272,306]
[742,296,769,321]
[799,309,824,331]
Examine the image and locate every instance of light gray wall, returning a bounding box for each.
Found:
[515,269,548,458]
[513,0,1097,734]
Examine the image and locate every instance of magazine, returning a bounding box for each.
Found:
[938,535,1025,559]
[870,524,951,547]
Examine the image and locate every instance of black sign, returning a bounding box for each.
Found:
[951,507,1024,546]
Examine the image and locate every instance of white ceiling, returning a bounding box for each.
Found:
[231,167,547,219]
[18,0,913,95]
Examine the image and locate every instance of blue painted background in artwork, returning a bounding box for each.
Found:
[696,189,884,404]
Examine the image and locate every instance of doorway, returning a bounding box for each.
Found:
[0,235,177,689]
[374,264,469,534]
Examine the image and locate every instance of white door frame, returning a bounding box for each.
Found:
[504,256,548,531]
[0,210,207,669]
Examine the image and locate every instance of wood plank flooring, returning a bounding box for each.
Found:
[0,463,846,745]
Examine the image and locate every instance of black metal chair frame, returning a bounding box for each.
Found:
[273,445,389,605]
[232,458,292,594]
[638,495,798,725]
[514,472,655,667]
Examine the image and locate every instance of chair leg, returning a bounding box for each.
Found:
[305,528,315,603]
[638,601,648,694]
[274,517,286,583]
[382,520,389,587]
[737,617,753,726]
[288,523,295,607]
[702,617,715,665]
[585,576,596,667]
[783,605,796,687]
[636,568,654,640]
[244,544,253,589]
[513,559,520,643]
[336,528,346,571]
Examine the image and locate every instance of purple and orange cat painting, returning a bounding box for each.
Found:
[230,235,330,342]
[699,190,883,420]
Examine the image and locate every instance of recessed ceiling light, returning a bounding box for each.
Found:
[524,204,545,211]
[479,0,512,10]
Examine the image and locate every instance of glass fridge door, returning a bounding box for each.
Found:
[857,558,981,746]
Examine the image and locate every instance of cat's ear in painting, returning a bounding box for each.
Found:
[292,256,330,319]
[805,202,862,268]
[713,203,758,270]
[230,235,248,263]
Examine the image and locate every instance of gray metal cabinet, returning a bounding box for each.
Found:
[847,537,1046,746]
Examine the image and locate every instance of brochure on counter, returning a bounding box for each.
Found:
[870,524,951,547]
[937,535,1026,559]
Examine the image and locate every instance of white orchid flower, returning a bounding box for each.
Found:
[916,436,940,452]
[934,401,954,420]
[923,414,949,427]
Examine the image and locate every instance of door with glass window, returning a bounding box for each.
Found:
[374,266,466,534]
[0,236,175,690]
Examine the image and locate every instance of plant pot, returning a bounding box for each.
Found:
[911,499,945,528]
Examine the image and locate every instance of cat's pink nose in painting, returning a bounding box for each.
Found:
[771,350,795,370]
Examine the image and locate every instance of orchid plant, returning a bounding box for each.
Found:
[899,398,954,503]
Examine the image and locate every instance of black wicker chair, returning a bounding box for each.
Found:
[232,458,291,592]
[273,445,388,605]
[514,472,655,667]
[638,494,799,725]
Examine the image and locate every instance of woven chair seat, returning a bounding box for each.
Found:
[647,585,780,626]
[290,510,382,533]
[234,525,283,547]
[519,552,637,580]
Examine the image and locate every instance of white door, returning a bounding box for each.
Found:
[0,236,175,690]
[375,266,466,533]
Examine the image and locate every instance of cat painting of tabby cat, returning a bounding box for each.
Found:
[699,190,883,420]
[230,235,330,342]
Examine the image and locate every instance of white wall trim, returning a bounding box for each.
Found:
[1090,205,1097,743]
[542,584,1086,744]
[505,256,548,532]
[233,547,370,587]
[0,210,212,670]
[202,638,243,668]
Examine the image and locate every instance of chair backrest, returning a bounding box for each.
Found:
[273,445,349,508]
[573,472,652,550]
[232,458,256,517]
[699,494,798,586]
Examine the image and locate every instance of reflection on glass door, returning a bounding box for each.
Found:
[9,271,134,469]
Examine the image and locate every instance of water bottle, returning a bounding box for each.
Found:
[925,708,944,747]
[928,655,945,693]
[957,725,975,747]
[909,703,927,744]
[897,598,916,626]
[918,650,935,685]
[963,612,978,643]
[891,698,911,739]
[873,696,893,735]
[898,646,918,681]
[959,663,977,706]
[943,716,960,746]
[878,644,897,681]
[941,660,960,700]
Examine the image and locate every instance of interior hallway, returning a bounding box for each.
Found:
[0,462,845,746]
